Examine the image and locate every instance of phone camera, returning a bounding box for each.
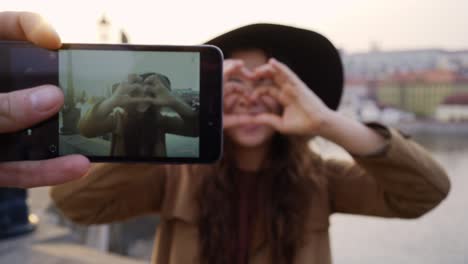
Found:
[48,145,57,153]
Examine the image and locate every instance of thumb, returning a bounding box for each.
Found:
[0,85,63,133]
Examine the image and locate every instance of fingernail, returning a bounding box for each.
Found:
[30,85,61,112]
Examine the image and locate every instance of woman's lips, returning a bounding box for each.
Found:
[231,107,271,133]
[236,114,264,133]
[240,123,262,133]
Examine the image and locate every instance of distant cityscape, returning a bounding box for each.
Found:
[94,14,468,128]
[340,48,468,127]
[172,88,200,112]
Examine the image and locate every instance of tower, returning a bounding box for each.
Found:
[97,14,130,44]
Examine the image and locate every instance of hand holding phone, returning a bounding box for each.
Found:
[0,11,90,188]
[0,40,223,164]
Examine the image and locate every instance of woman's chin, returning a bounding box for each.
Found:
[236,138,267,148]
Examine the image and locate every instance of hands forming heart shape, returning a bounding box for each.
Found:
[223,58,333,136]
[111,74,174,108]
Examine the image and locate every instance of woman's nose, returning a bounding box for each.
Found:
[237,93,261,109]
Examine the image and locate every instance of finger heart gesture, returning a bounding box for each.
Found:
[111,74,174,108]
[223,58,333,136]
[143,74,174,107]
[111,74,145,107]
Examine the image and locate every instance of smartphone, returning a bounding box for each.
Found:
[0,41,223,163]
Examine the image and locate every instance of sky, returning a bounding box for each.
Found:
[2,0,467,53]
[59,50,200,97]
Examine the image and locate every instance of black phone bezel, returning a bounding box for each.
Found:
[0,41,223,163]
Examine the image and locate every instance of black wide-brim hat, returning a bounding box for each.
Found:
[205,23,344,110]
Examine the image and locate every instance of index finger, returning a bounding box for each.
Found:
[118,82,140,94]
[253,60,304,95]
[127,74,143,84]
[268,58,304,86]
[0,11,61,49]
[223,59,254,80]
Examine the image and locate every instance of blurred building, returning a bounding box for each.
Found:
[342,49,468,81]
[342,49,468,120]
[436,92,468,122]
[172,88,200,111]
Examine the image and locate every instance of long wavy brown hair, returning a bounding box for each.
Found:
[198,132,322,264]
[121,72,171,156]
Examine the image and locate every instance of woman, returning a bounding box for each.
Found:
[78,72,198,157]
[51,24,450,264]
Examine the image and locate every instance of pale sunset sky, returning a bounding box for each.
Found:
[2,0,467,53]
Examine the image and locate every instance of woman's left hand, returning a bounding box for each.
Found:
[251,58,333,136]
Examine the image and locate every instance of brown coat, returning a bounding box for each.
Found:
[51,126,450,264]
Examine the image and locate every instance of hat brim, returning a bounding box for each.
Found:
[205,23,343,110]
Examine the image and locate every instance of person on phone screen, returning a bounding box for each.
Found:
[78,72,198,157]
[52,24,451,264]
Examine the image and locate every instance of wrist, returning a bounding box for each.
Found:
[165,96,178,107]
[106,96,120,109]
[316,110,342,140]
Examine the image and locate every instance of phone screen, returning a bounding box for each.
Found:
[0,42,222,163]
[58,49,200,158]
